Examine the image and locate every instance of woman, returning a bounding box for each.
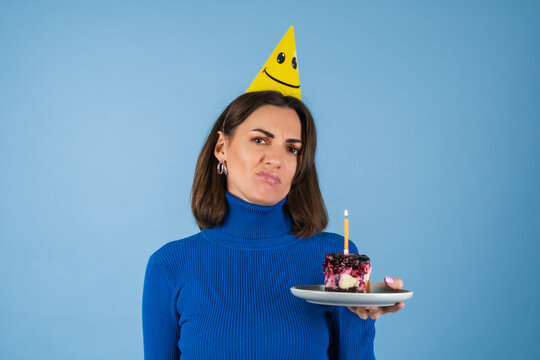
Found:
[142,90,404,359]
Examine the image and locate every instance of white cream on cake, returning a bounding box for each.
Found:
[338,273,359,289]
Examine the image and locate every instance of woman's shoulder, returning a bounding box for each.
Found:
[306,231,343,244]
[147,231,206,264]
[312,231,343,241]
[305,231,359,253]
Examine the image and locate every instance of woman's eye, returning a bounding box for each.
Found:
[252,137,267,144]
[289,147,300,155]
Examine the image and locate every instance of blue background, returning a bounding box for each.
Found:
[1,0,539,358]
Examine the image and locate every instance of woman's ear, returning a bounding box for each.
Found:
[214,131,227,162]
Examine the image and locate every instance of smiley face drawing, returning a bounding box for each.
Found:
[246,26,301,100]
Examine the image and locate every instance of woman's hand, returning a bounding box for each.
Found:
[347,276,405,320]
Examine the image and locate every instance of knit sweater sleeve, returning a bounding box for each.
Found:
[142,253,180,360]
[329,307,376,359]
[328,240,376,360]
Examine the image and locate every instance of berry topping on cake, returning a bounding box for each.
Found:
[323,253,371,293]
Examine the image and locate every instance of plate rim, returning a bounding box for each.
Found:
[290,284,413,306]
[291,284,413,295]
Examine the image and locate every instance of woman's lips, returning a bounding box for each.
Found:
[256,171,281,185]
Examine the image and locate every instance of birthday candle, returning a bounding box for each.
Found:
[344,209,349,255]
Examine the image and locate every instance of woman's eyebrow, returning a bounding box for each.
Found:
[251,128,302,144]
[252,128,274,138]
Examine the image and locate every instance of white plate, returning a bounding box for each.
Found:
[290,285,414,306]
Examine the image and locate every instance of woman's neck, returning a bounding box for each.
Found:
[202,191,296,250]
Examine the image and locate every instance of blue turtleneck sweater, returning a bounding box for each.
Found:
[142,192,376,359]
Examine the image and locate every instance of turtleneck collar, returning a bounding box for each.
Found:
[202,191,296,250]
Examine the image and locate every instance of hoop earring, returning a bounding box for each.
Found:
[217,161,228,175]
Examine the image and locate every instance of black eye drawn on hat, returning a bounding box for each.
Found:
[277,52,285,64]
[292,57,297,69]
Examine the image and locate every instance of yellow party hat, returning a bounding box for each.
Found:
[246,26,301,100]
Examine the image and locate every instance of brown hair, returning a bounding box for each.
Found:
[191,90,328,238]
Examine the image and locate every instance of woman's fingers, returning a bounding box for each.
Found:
[381,302,405,314]
[371,277,404,290]
[347,277,406,320]
[367,306,382,320]
[384,276,403,290]
[347,306,369,320]
[347,306,386,320]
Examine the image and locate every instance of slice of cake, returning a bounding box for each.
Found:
[323,253,371,293]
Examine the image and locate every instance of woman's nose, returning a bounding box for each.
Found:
[264,146,284,168]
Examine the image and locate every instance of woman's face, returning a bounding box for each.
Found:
[214,105,302,206]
